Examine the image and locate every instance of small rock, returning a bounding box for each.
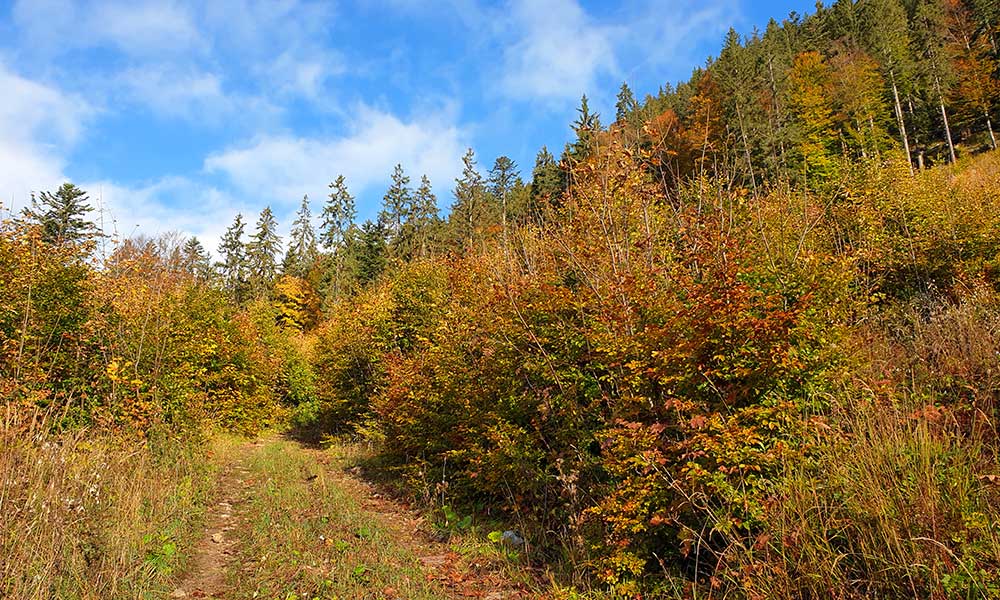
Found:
[211,533,224,543]
[169,588,187,598]
[501,530,525,546]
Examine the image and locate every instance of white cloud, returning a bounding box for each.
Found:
[260,49,346,103]
[500,0,618,102]
[114,65,283,123]
[205,105,468,217]
[0,63,92,209]
[13,0,204,57]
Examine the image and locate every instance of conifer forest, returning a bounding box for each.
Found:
[4,0,1000,598]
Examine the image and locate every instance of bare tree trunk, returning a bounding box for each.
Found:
[935,74,956,163]
[890,70,914,175]
[986,111,997,150]
[735,102,759,199]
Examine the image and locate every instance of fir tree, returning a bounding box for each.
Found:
[321,175,357,301]
[354,220,387,286]
[569,94,601,160]
[529,146,564,216]
[380,165,412,238]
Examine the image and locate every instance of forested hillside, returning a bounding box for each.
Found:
[3,0,1000,598]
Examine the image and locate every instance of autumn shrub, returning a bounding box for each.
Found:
[0,223,93,426]
[844,152,1000,299]
[310,144,1000,595]
[309,259,446,433]
[327,139,847,593]
[1,226,288,435]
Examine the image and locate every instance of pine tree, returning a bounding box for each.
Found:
[354,220,387,286]
[285,195,318,278]
[217,214,248,302]
[246,206,282,298]
[25,183,98,245]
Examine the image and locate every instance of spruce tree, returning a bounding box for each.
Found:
[449,148,487,248]
[379,164,413,259]
[246,206,282,298]
[320,175,356,251]
[320,175,357,301]
[217,214,248,302]
[569,95,601,160]
[488,156,518,245]
[529,146,564,217]
[182,237,212,281]
[26,183,98,245]
[354,220,387,286]
[615,82,637,123]
[408,175,440,259]
[285,195,318,278]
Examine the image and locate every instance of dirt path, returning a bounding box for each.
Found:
[169,440,262,599]
[167,437,538,600]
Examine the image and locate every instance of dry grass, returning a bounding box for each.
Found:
[0,410,214,600]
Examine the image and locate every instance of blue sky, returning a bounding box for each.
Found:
[0,0,814,254]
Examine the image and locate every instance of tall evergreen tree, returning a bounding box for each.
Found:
[488,156,518,245]
[320,175,356,251]
[615,82,638,123]
[569,95,601,160]
[246,206,282,298]
[217,214,248,302]
[354,220,387,287]
[529,146,564,217]
[450,148,488,248]
[379,164,413,259]
[408,175,440,259]
[285,195,318,278]
[182,237,214,283]
[25,183,98,245]
[321,175,357,301]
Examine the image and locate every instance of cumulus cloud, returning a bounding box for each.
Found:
[205,105,469,217]
[0,63,92,209]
